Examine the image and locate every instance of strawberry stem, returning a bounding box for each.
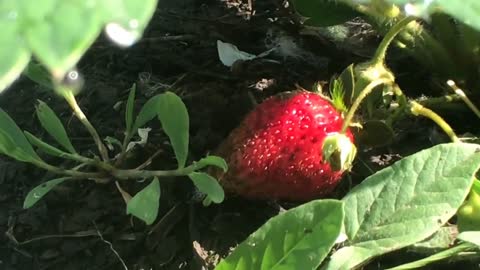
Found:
[409,101,460,143]
[371,16,417,65]
[341,78,391,134]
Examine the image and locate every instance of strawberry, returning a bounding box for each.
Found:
[213,90,356,201]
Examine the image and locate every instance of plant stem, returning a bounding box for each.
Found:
[387,242,475,270]
[410,101,460,143]
[34,160,103,179]
[114,132,131,167]
[341,78,391,133]
[56,152,114,171]
[372,16,416,64]
[112,161,205,180]
[344,1,455,76]
[61,90,110,161]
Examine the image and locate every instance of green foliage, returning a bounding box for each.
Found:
[0,0,226,235]
[35,100,76,153]
[386,242,476,270]
[326,143,480,269]
[188,172,225,204]
[125,84,136,134]
[131,94,162,133]
[219,143,480,269]
[0,108,42,163]
[23,62,53,89]
[336,64,355,107]
[215,200,344,270]
[0,0,157,90]
[130,91,190,168]
[291,0,359,26]
[156,92,190,168]
[126,177,160,225]
[196,155,228,172]
[0,87,226,225]
[23,177,70,208]
[24,131,74,159]
[329,78,347,113]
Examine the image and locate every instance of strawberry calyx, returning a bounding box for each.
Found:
[322,133,357,172]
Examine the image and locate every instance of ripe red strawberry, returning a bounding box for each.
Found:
[213,90,356,201]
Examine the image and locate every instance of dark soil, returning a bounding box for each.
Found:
[1,1,479,270]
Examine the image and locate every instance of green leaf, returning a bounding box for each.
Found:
[35,100,76,153]
[24,131,71,158]
[337,64,355,106]
[157,92,189,168]
[386,242,475,270]
[291,0,359,27]
[188,172,224,204]
[104,136,123,150]
[132,95,161,134]
[457,231,480,247]
[126,177,160,225]
[0,108,41,162]
[24,1,102,77]
[23,177,70,208]
[23,61,53,89]
[0,8,31,92]
[196,155,228,172]
[409,226,457,254]
[329,78,347,113]
[16,0,57,23]
[0,0,158,92]
[125,84,136,133]
[215,200,344,270]
[325,143,480,269]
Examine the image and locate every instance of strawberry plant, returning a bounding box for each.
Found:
[213,12,480,270]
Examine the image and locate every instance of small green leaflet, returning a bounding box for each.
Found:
[126,177,160,225]
[24,177,71,208]
[156,92,189,169]
[188,172,224,204]
[24,131,72,159]
[125,83,136,133]
[35,100,76,153]
[215,200,344,270]
[131,95,160,136]
[0,108,42,163]
[196,155,228,172]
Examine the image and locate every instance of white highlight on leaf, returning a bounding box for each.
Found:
[105,22,139,47]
